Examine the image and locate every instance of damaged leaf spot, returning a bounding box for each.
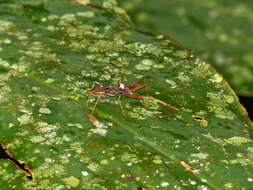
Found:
[0,144,33,180]
[180,161,199,174]
[192,115,208,127]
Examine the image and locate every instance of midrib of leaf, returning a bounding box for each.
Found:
[25,74,223,190]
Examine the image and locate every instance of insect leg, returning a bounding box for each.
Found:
[128,84,149,100]
[87,81,101,107]
[126,93,147,109]
[89,81,100,89]
[127,79,142,88]
[118,95,126,117]
[91,96,101,114]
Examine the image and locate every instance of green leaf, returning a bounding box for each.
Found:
[0,0,252,190]
[119,0,253,96]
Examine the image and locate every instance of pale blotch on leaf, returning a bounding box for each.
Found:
[37,121,58,134]
[174,50,188,58]
[209,74,223,83]
[32,86,39,91]
[88,121,108,136]
[60,13,76,24]
[135,59,153,71]
[52,95,63,101]
[224,183,233,189]
[166,79,177,88]
[153,64,164,69]
[70,142,83,154]
[191,153,209,160]
[121,152,138,163]
[9,123,14,128]
[177,72,191,83]
[87,162,99,172]
[203,133,225,146]
[47,14,59,21]
[198,185,209,190]
[17,114,33,125]
[214,108,235,120]
[153,155,163,164]
[17,33,28,41]
[1,85,11,92]
[67,123,83,129]
[101,73,111,80]
[62,176,80,187]
[224,136,252,146]
[3,38,11,44]
[156,34,164,39]
[130,42,161,56]
[102,0,116,9]
[221,153,252,166]
[41,17,47,22]
[0,58,10,67]
[206,92,235,119]
[46,25,56,31]
[30,136,45,143]
[190,180,196,185]
[100,159,108,165]
[104,24,111,31]
[60,154,70,164]
[81,171,89,176]
[39,107,51,114]
[0,20,14,32]
[10,63,28,73]
[164,56,173,63]
[160,182,169,187]
[142,59,154,66]
[45,78,55,83]
[248,178,253,182]
[77,11,94,18]
[223,94,234,104]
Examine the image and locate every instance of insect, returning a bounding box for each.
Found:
[87,80,149,116]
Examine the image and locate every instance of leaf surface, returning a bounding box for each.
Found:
[0,0,252,189]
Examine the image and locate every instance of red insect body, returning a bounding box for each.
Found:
[87,81,149,116]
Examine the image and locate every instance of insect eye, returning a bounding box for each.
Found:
[119,83,125,89]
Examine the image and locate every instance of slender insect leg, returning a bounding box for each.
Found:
[126,93,147,109]
[128,79,143,88]
[128,84,144,92]
[88,81,101,92]
[128,84,149,100]
[118,95,126,117]
[144,84,149,100]
[91,96,101,114]
[87,81,101,107]
[92,81,100,87]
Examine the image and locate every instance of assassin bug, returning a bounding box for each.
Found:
[87,80,149,116]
